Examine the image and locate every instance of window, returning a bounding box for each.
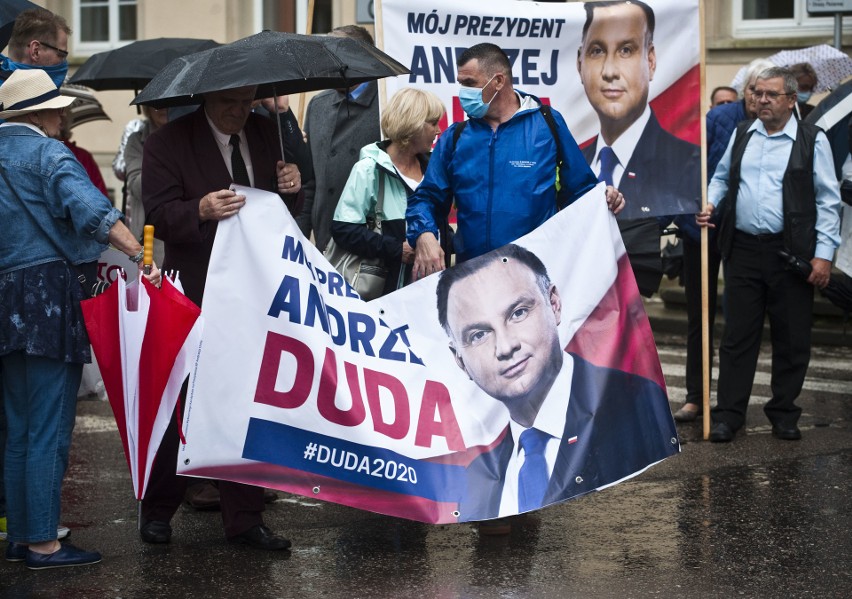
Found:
[734,0,851,38]
[75,0,137,53]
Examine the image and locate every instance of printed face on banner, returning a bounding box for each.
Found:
[181,185,678,524]
[442,256,563,418]
[577,2,656,144]
[381,0,702,219]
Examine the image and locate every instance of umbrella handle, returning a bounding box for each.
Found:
[143,225,154,276]
[273,86,286,165]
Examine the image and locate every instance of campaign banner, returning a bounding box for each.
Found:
[378,0,701,219]
[177,184,679,524]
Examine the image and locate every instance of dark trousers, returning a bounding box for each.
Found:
[712,232,814,431]
[681,236,722,404]
[142,401,264,538]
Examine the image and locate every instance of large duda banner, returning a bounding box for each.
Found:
[177,185,679,524]
[379,0,702,219]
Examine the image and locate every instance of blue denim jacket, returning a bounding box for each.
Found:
[0,125,121,274]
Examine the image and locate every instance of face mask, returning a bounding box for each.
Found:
[1,55,68,88]
[797,90,812,103]
[459,74,498,119]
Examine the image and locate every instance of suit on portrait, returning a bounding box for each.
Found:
[142,106,302,307]
[582,111,701,220]
[140,106,301,538]
[458,353,677,522]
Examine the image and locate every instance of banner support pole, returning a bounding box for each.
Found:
[698,0,711,440]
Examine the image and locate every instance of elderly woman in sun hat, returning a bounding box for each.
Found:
[0,69,160,570]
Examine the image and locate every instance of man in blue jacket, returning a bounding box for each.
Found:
[406,43,625,279]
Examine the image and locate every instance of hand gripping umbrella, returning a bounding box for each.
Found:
[778,250,852,314]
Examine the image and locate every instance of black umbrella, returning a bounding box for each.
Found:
[778,250,852,313]
[132,30,410,109]
[618,218,664,297]
[806,78,852,179]
[69,37,221,92]
[0,0,41,52]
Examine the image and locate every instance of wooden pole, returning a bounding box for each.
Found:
[374,0,388,113]
[698,0,711,440]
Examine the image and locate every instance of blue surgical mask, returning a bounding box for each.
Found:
[0,54,68,88]
[797,90,812,103]
[459,74,498,119]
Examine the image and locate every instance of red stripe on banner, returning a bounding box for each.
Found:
[565,253,666,390]
[650,65,701,145]
[182,462,460,524]
[81,282,130,472]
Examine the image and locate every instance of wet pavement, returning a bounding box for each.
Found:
[1,335,851,598]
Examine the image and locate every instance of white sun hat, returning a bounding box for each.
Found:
[0,69,75,119]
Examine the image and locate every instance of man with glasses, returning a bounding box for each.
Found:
[672,57,774,424]
[1,8,70,88]
[697,67,841,443]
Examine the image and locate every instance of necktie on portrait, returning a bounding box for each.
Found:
[229,134,250,186]
[598,145,618,187]
[517,428,551,513]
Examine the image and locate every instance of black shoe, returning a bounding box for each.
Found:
[673,403,700,422]
[25,543,101,570]
[227,525,291,550]
[709,422,735,443]
[140,519,172,544]
[5,542,28,562]
[772,424,802,440]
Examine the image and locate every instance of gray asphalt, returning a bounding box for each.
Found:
[1,331,850,599]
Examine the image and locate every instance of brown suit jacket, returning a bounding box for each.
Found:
[142,106,302,306]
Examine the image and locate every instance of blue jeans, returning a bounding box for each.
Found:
[1,352,82,543]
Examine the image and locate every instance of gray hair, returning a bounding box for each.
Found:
[756,66,798,95]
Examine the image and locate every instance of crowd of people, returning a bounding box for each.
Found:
[0,0,848,569]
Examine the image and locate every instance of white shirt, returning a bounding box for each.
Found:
[204,111,255,187]
[497,355,574,517]
[589,106,652,188]
[0,122,45,136]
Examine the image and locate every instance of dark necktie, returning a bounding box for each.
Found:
[517,428,551,512]
[229,134,250,186]
[598,146,618,187]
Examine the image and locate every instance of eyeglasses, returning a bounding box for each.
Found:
[752,90,793,101]
[37,40,68,59]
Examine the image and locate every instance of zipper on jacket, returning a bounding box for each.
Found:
[486,127,498,253]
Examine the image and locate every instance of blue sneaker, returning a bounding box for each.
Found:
[5,542,28,562]
[25,543,102,570]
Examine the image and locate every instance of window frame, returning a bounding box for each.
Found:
[733,0,852,39]
[73,0,138,55]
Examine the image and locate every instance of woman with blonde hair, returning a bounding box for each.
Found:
[330,87,447,296]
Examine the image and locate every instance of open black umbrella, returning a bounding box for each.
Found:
[132,30,410,109]
[806,78,852,179]
[0,0,41,52]
[69,37,221,92]
[779,250,852,313]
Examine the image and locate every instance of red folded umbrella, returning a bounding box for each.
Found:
[81,276,203,499]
